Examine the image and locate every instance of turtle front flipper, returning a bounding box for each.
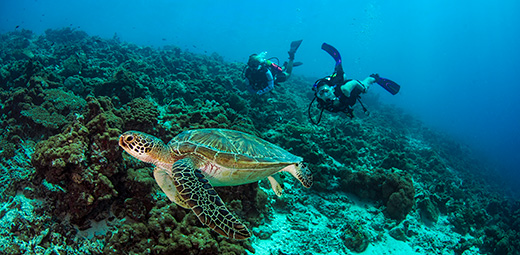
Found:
[267,175,283,197]
[171,157,251,239]
[154,167,190,209]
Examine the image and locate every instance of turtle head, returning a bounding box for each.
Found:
[119,131,170,164]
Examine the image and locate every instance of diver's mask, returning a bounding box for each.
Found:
[317,86,336,102]
[247,56,261,70]
[312,77,331,92]
[248,52,267,70]
[313,77,336,101]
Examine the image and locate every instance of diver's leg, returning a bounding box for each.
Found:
[284,62,294,79]
[360,77,376,92]
[283,40,302,79]
[341,80,358,97]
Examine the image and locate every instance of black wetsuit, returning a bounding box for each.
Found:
[318,80,363,114]
[245,63,287,94]
[245,66,270,91]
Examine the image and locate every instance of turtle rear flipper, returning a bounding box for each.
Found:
[172,157,251,239]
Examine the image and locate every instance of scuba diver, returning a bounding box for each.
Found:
[308,43,401,124]
[244,40,303,95]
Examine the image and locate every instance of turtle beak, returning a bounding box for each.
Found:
[119,133,135,151]
[119,134,127,149]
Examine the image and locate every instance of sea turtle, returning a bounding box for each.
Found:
[119,128,313,239]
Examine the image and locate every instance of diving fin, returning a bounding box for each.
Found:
[282,61,303,69]
[370,74,400,95]
[321,43,342,67]
[288,39,303,60]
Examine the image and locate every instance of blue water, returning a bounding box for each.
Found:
[2,0,519,187]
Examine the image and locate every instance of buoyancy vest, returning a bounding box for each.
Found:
[245,66,269,90]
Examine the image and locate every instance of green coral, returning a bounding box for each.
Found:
[1,27,518,254]
[380,150,411,170]
[105,201,253,254]
[31,121,89,183]
[340,221,370,253]
[339,167,415,221]
[162,97,257,137]
[418,197,440,223]
[30,95,124,226]
[61,54,83,76]
[381,168,415,220]
[121,97,160,133]
[31,120,118,225]
[3,84,86,132]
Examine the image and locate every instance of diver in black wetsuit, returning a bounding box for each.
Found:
[309,43,401,124]
[244,40,303,95]
[313,72,375,116]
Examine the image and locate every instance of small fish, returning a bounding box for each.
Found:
[15,25,20,29]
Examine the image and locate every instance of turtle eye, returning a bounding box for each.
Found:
[125,135,134,143]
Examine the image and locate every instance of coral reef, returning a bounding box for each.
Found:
[0,27,519,255]
[105,201,254,255]
[30,96,122,227]
[339,167,415,221]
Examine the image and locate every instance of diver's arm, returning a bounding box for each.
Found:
[341,77,373,96]
[244,78,257,94]
[244,74,257,94]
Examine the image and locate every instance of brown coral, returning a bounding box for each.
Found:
[340,167,415,221]
[31,96,124,226]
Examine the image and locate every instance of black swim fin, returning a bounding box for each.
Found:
[321,43,342,68]
[289,40,303,54]
[371,74,400,95]
[288,40,303,60]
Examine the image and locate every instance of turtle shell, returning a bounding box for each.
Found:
[167,129,302,168]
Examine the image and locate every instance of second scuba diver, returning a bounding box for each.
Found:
[244,40,303,95]
[309,43,401,124]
